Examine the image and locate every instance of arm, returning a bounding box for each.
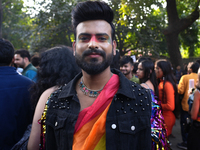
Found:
[27,86,58,150]
[191,90,200,120]
[161,82,175,111]
[178,76,185,94]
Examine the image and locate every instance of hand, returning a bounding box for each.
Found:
[188,88,195,96]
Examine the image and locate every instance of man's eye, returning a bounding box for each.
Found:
[79,37,90,41]
[97,37,107,41]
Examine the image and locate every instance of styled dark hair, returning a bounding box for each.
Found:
[0,38,15,66]
[190,62,199,73]
[30,46,80,108]
[15,49,31,61]
[110,50,120,70]
[31,55,40,67]
[71,1,115,40]
[139,60,158,96]
[133,62,139,74]
[119,56,133,66]
[138,56,152,63]
[196,59,200,65]
[156,59,179,118]
[156,60,177,91]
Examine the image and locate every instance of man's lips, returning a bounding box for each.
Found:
[86,53,102,58]
[120,70,127,72]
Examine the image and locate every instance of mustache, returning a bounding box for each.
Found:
[82,48,105,57]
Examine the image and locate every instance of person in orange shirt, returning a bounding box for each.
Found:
[155,59,178,139]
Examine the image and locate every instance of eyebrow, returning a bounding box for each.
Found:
[78,33,109,37]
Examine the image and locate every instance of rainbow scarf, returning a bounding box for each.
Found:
[73,74,119,150]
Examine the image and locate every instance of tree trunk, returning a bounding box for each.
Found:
[165,33,183,69]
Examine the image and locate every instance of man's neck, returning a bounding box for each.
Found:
[125,73,133,80]
[81,67,113,90]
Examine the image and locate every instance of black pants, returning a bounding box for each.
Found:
[180,107,190,143]
[187,121,200,150]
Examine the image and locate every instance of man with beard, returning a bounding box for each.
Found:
[120,56,140,84]
[40,1,151,150]
[14,49,37,82]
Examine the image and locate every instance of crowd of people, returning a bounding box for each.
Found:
[1,1,200,150]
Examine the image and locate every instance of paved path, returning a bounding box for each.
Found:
[169,118,183,150]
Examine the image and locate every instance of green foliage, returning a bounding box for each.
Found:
[110,0,199,59]
[109,0,168,57]
[2,0,199,59]
[176,0,197,17]
[179,18,199,57]
[177,0,200,57]
[2,0,32,49]
[29,0,73,51]
[28,0,87,52]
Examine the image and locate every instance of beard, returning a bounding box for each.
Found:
[18,60,25,68]
[122,70,131,76]
[75,48,113,75]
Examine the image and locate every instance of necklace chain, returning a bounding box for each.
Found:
[79,77,103,98]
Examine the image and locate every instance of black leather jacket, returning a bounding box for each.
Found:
[45,69,152,150]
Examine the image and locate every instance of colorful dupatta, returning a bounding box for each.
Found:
[150,90,171,150]
[73,74,120,150]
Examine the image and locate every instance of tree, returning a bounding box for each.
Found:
[110,0,168,57]
[1,0,32,49]
[180,22,199,57]
[22,0,199,63]
[29,0,86,52]
[29,0,168,55]
[164,0,199,67]
[113,0,199,67]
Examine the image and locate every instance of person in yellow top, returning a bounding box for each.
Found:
[177,62,199,149]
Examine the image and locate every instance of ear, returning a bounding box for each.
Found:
[11,57,15,64]
[72,41,76,56]
[131,65,134,71]
[112,40,117,56]
[24,57,29,63]
[150,69,152,74]
[9,58,15,66]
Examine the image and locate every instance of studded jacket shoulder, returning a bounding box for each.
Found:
[44,69,152,150]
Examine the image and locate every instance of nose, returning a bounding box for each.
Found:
[88,35,98,49]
